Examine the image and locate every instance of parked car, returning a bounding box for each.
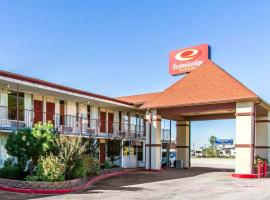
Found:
[195,149,203,157]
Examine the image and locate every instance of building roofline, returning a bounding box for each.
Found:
[0,70,133,106]
[139,97,259,110]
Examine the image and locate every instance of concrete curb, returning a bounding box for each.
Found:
[231,173,258,179]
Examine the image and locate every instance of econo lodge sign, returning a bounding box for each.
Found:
[169,44,210,75]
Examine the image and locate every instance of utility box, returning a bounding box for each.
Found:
[175,160,184,169]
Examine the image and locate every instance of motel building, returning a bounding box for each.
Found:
[0,44,269,178]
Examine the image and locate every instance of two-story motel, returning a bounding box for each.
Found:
[0,70,150,168]
[0,45,270,178]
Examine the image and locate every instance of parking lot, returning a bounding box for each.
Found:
[1,158,270,200]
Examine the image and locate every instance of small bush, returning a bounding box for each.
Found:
[104,160,110,169]
[0,158,27,180]
[3,158,15,168]
[25,175,39,181]
[5,123,56,167]
[36,155,65,182]
[71,158,86,179]
[55,135,87,180]
[71,156,100,179]
[0,165,21,180]
[84,156,100,176]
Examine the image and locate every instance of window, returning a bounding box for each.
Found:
[87,105,91,127]
[123,141,136,156]
[123,141,140,157]
[8,91,24,121]
[60,100,65,125]
[107,140,121,158]
[118,111,122,131]
[76,103,79,122]
[137,142,143,161]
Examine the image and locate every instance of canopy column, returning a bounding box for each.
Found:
[234,101,255,176]
[176,120,190,168]
[145,109,161,170]
[255,112,270,161]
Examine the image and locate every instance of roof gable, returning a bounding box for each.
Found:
[141,60,258,109]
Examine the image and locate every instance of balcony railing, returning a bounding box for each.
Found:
[161,129,171,142]
[0,106,146,140]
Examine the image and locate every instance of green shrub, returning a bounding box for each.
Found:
[71,158,86,179]
[104,160,110,169]
[36,155,65,182]
[5,128,37,164]
[3,157,15,168]
[0,165,21,180]
[5,122,56,166]
[71,155,101,179]
[0,158,27,180]
[25,175,39,181]
[55,135,87,180]
[86,156,100,175]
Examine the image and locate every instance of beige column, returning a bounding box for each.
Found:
[145,109,161,170]
[255,112,270,160]
[176,120,190,168]
[235,101,255,175]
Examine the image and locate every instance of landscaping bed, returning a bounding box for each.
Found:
[0,168,141,194]
[0,122,142,194]
[0,168,125,190]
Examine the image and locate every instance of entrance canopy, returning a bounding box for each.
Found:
[118,60,270,120]
[118,60,270,175]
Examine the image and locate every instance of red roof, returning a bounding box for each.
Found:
[141,60,258,109]
[117,92,161,105]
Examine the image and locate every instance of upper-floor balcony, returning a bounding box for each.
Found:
[0,106,146,140]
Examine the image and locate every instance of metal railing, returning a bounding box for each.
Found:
[0,106,145,140]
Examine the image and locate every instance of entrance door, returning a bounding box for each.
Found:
[108,113,114,133]
[46,102,55,124]
[99,142,106,165]
[100,111,106,132]
[34,100,43,124]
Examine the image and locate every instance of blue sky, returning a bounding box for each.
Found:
[0,1,269,148]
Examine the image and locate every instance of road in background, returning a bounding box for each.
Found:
[191,157,235,169]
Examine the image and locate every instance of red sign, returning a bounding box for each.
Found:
[169,44,210,75]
